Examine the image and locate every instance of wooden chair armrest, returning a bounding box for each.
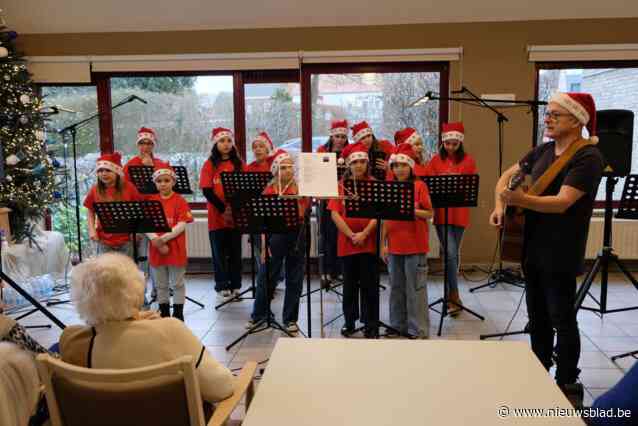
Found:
[208,361,258,426]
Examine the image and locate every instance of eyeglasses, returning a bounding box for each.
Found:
[543,111,572,121]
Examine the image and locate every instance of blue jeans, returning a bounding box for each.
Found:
[251,231,305,324]
[435,225,465,294]
[209,229,242,291]
[251,234,284,285]
[388,254,429,338]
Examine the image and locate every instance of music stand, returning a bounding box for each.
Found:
[128,165,194,195]
[215,172,272,310]
[423,174,485,336]
[343,179,413,337]
[225,195,301,351]
[94,201,204,310]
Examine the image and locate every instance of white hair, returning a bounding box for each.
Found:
[70,253,145,326]
[0,343,40,426]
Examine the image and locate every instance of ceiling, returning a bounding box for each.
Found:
[3,0,637,34]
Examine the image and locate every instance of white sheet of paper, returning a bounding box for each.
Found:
[297,152,339,198]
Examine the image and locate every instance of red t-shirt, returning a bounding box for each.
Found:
[262,183,310,219]
[385,180,432,255]
[83,181,144,247]
[123,156,169,183]
[245,160,271,173]
[199,159,244,231]
[414,162,429,177]
[147,192,194,267]
[424,153,477,227]
[327,182,377,257]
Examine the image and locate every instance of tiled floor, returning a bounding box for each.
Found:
[16,270,638,409]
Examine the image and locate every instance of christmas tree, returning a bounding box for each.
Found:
[0,21,55,243]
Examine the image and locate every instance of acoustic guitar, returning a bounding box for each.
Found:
[500,170,527,263]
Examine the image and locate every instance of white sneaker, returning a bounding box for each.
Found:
[221,290,232,298]
[232,289,241,298]
[245,320,258,329]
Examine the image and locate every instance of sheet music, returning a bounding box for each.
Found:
[297,152,339,198]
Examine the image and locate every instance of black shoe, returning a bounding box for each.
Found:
[172,304,184,321]
[159,303,171,318]
[320,277,331,290]
[340,325,355,337]
[559,383,584,409]
[364,327,379,339]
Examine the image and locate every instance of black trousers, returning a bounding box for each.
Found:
[524,264,581,384]
[342,253,378,330]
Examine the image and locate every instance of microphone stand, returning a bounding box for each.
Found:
[419,89,546,292]
[57,95,145,262]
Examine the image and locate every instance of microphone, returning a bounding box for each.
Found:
[130,95,148,104]
[451,87,466,94]
[410,91,433,107]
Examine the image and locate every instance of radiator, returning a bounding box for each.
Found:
[585,218,638,259]
[186,211,440,259]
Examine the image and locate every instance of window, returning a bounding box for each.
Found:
[536,64,638,201]
[244,82,300,163]
[40,85,99,259]
[304,63,447,159]
[110,75,234,201]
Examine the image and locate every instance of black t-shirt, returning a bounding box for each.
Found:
[519,141,604,275]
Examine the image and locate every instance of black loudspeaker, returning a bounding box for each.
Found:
[596,109,634,177]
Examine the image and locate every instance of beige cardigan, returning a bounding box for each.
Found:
[60,318,234,402]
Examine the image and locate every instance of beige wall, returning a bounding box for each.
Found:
[19,18,638,263]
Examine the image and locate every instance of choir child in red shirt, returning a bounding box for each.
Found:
[248,150,308,335]
[394,127,430,177]
[123,127,168,304]
[425,122,478,314]
[317,120,349,288]
[350,120,394,181]
[199,128,245,299]
[381,143,433,338]
[328,142,379,338]
[84,152,143,257]
[245,131,274,173]
[146,166,194,321]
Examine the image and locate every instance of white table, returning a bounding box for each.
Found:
[243,339,584,425]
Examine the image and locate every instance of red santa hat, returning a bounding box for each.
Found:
[95,152,124,176]
[210,127,235,146]
[269,149,293,174]
[394,128,422,146]
[340,141,369,165]
[351,121,374,143]
[441,122,465,143]
[330,119,349,137]
[389,143,417,170]
[252,131,274,153]
[548,92,597,142]
[152,165,176,182]
[136,127,157,146]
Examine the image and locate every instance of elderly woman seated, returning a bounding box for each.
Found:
[60,253,234,403]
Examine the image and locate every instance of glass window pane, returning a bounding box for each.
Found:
[245,83,300,163]
[538,68,638,200]
[309,72,440,158]
[41,85,99,260]
[110,76,234,202]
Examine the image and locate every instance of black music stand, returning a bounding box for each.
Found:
[344,179,413,338]
[423,174,485,336]
[225,195,300,351]
[215,172,272,310]
[575,174,638,317]
[94,201,204,309]
[128,165,193,195]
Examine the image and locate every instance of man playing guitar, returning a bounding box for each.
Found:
[489,92,604,403]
